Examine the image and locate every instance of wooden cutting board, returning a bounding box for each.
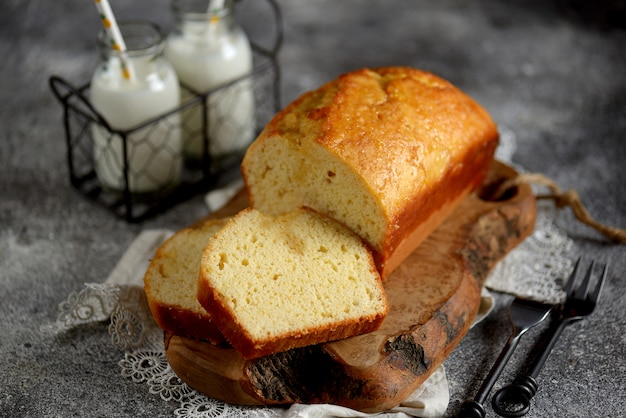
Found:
[164,161,536,413]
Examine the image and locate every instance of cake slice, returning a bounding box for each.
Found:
[144,217,229,345]
[197,207,389,359]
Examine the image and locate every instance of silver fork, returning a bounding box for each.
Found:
[458,286,555,417]
[491,258,609,417]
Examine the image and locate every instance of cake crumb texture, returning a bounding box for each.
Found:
[198,208,388,358]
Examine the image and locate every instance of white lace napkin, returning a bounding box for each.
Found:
[42,127,575,417]
[485,126,575,305]
[42,226,495,418]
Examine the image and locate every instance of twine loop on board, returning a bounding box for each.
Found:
[494,173,626,244]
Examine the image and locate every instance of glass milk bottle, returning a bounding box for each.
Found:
[91,21,182,195]
[165,0,255,168]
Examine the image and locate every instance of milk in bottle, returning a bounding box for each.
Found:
[91,21,182,195]
[165,0,255,169]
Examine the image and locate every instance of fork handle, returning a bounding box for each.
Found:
[458,332,524,418]
[526,317,571,378]
[492,317,573,417]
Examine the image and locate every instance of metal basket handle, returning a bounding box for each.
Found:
[49,75,112,131]
[239,0,284,56]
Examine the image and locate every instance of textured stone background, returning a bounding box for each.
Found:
[1,0,624,416]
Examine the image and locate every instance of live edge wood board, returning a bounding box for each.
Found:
[164,161,536,413]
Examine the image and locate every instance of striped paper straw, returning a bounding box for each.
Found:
[208,0,226,24]
[93,0,135,81]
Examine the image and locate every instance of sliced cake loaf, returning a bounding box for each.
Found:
[197,207,389,359]
[241,66,498,278]
[144,217,229,345]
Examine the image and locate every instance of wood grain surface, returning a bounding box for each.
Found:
[164,161,536,412]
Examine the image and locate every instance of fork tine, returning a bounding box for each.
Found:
[588,263,609,303]
[574,260,596,300]
[564,257,582,294]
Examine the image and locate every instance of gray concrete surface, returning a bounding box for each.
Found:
[1,0,625,416]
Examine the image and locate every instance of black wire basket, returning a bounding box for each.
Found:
[50,0,282,222]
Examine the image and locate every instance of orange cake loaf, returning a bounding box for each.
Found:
[241,66,498,278]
